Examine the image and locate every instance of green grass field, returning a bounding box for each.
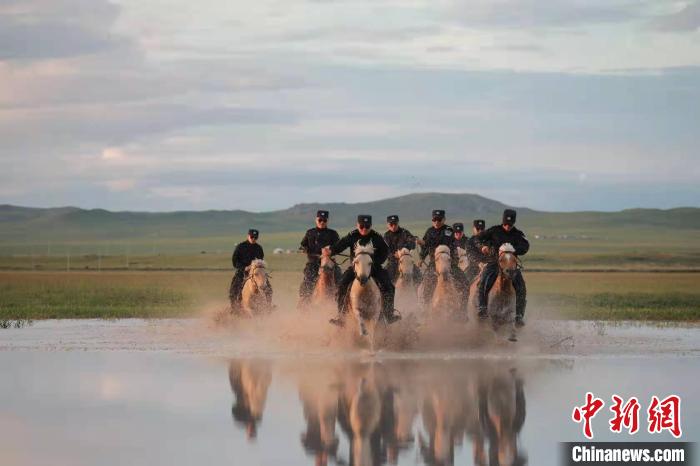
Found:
[1,269,698,322]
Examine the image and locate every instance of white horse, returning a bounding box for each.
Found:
[241,259,272,317]
[394,247,418,316]
[457,247,469,272]
[430,245,459,315]
[310,254,337,310]
[346,242,382,345]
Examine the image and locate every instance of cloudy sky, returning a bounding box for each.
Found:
[1,0,699,212]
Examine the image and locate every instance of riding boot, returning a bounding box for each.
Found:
[330,268,354,326]
[513,270,527,326]
[478,262,498,318]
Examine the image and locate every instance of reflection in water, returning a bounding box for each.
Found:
[228,359,528,465]
[228,359,272,440]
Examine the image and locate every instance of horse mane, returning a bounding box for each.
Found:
[250,259,266,269]
[499,243,515,253]
[354,242,374,255]
[435,244,451,256]
[398,247,410,255]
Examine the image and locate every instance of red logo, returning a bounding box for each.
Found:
[572,393,682,439]
[572,392,605,439]
[648,395,682,438]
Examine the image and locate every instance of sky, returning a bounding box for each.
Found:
[0,0,699,212]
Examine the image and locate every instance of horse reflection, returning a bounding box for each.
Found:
[299,376,341,466]
[228,360,272,440]
[480,369,527,466]
[226,359,528,466]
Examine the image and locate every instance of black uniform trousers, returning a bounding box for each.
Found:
[336,264,395,316]
[299,261,342,301]
[421,263,469,312]
[229,269,273,309]
[385,258,423,285]
[478,262,527,317]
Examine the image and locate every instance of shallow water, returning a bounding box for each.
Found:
[0,320,698,465]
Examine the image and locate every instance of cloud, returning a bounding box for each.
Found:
[444,0,653,29]
[651,1,700,32]
[0,0,127,61]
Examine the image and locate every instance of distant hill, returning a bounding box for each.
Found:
[1,193,698,247]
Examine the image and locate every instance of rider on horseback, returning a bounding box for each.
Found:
[452,222,468,249]
[476,210,529,326]
[419,210,469,313]
[298,210,342,307]
[328,215,402,326]
[465,219,487,286]
[384,214,422,284]
[229,229,271,312]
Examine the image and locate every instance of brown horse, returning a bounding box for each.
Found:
[487,244,519,341]
[310,254,338,310]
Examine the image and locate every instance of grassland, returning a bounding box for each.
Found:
[1,268,698,322]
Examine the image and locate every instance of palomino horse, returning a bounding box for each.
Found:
[429,245,459,315]
[310,254,338,309]
[457,246,469,272]
[346,243,382,345]
[486,243,519,341]
[241,259,272,317]
[394,247,418,316]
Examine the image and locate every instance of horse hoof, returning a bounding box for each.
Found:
[508,335,518,342]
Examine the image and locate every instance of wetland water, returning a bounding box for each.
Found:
[0,320,698,466]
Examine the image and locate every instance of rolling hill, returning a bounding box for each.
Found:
[0,193,698,253]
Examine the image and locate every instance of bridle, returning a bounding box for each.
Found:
[246,262,269,292]
[434,250,451,269]
[353,250,373,281]
[397,251,414,278]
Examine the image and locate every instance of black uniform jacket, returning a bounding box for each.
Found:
[420,224,456,261]
[300,227,340,261]
[477,225,529,262]
[330,229,389,265]
[383,227,417,254]
[232,241,264,270]
[466,235,488,264]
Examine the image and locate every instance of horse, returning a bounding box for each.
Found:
[346,242,382,345]
[429,244,459,315]
[241,259,272,317]
[394,247,419,316]
[485,243,519,341]
[310,254,338,309]
[457,246,469,272]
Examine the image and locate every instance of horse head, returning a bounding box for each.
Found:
[248,259,269,290]
[498,243,518,280]
[319,254,335,272]
[397,247,414,278]
[434,244,452,276]
[353,242,374,285]
[457,247,469,271]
